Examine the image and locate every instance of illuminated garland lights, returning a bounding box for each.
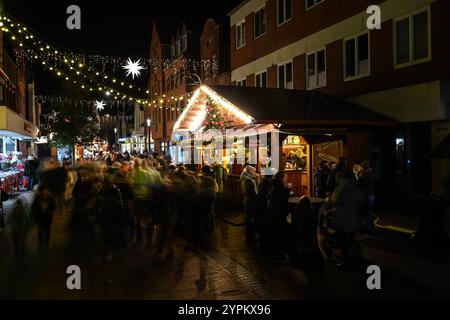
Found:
[3,19,193,109]
[3,12,220,90]
[2,16,148,99]
[1,13,206,111]
[36,93,191,113]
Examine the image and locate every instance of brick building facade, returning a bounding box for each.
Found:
[147,19,231,153]
[228,0,450,198]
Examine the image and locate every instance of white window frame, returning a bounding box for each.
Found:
[254,5,267,40]
[277,0,292,27]
[236,21,246,49]
[306,48,327,90]
[343,31,371,82]
[305,0,325,11]
[236,78,247,87]
[255,70,267,88]
[393,6,432,70]
[277,60,293,89]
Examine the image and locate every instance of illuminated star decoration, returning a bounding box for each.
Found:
[95,100,106,111]
[122,58,145,79]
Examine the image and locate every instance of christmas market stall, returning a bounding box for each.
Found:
[172,85,396,207]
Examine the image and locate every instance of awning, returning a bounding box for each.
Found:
[0,106,39,139]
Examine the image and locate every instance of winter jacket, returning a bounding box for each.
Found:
[331,178,363,233]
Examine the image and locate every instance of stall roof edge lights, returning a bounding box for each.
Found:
[172,85,254,133]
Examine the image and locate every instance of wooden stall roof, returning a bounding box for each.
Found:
[209,86,396,126]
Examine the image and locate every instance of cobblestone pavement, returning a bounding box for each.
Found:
[0,194,447,300]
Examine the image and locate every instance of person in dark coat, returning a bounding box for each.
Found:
[240,166,258,242]
[198,165,217,232]
[32,185,56,251]
[331,170,364,254]
[314,160,330,198]
[24,155,39,191]
[71,167,98,246]
[174,167,200,252]
[97,174,126,260]
[269,171,292,262]
[8,198,32,259]
[358,161,376,232]
[327,157,350,193]
[254,169,275,249]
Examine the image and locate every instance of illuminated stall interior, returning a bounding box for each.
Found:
[173,85,395,206]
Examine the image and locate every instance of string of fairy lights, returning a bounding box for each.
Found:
[1,12,206,112]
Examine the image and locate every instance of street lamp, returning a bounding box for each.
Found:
[146,119,151,152]
[114,128,118,151]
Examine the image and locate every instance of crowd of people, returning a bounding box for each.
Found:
[241,157,376,263]
[6,152,228,262]
[5,150,376,268]
[314,157,376,233]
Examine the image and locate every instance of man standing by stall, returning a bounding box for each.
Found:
[24,155,38,191]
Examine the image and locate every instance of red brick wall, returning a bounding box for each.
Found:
[231,0,384,70]
[231,0,450,99]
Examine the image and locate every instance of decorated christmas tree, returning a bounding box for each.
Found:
[202,96,227,132]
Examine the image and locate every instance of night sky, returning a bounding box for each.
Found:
[3,0,243,94]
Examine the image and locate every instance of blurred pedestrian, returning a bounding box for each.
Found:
[198,165,218,232]
[331,170,364,259]
[358,161,376,233]
[98,174,126,260]
[212,160,227,215]
[314,160,330,198]
[241,166,258,242]
[31,185,56,251]
[269,171,292,262]
[8,199,32,259]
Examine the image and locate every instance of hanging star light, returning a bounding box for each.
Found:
[122,58,145,79]
[95,100,106,111]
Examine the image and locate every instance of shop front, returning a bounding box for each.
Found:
[172,85,395,207]
[0,106,39,193]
